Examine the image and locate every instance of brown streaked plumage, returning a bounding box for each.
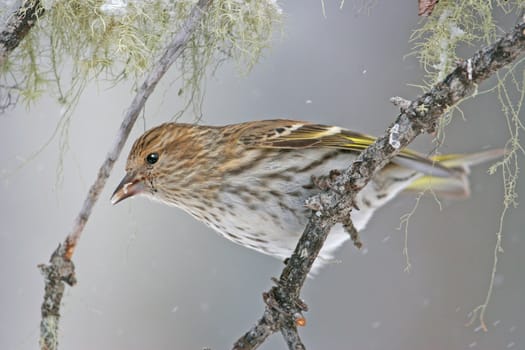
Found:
[112,119,502,272]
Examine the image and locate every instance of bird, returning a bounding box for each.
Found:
[111,119,501,272]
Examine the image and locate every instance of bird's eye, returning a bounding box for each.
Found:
[146,152,159,165]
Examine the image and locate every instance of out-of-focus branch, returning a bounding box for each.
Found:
[37,1,213,349]
[0,0,44,66]
[418,0,439,16]
[0,83,19,112]
[234,19,525,350]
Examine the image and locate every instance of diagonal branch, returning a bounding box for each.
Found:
[418,0,439,16]
[37,1,213,349]
[234,19,525,350]
[0,0,44,66]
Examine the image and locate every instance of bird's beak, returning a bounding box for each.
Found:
[111,172,145,205]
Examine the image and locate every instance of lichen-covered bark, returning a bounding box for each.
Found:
[0,0,44,66]
[234,20,525,350]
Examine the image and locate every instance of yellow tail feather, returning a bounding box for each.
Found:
[404,149,504,198]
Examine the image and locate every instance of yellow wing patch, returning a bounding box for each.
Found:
[239,122,375,151]
[236,120,455,177]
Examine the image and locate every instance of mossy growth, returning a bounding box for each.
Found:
[407,0,525,331]
[1,0,282,113]
[411,0,523,84]
[408,0,525,164]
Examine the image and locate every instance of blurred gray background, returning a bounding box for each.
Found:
[1,1,523,349]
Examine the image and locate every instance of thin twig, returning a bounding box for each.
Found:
[37,1,213,349]
[234,19,525,350]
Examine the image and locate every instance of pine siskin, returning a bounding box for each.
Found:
[111,119,501,271]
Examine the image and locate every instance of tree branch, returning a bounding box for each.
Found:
[0,0,44,67]
[234,19,525,350]
[418,0,439,16]
[37,1,213,349]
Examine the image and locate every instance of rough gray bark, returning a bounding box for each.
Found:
[233,19,525,350]
[37,1,213,349]
[0,0,44,66]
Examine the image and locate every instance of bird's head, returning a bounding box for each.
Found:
[111,123,217,206]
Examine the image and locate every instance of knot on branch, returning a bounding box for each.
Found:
[305,169,362,213]
[263,286,308,326]
[390,96,411,111]
[309,169,342,191]
[403,98,440,135]
[39,244,77,287]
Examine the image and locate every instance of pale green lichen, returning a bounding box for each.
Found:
[39,315,59,350]
[1,0,281,111]
[408,0,525,331]
[466,58,525,332]
[410,0,508,84]
[410,0,524,132]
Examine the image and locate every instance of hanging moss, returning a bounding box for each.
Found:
[410,0,524,84]
[407,1,525,332]
[1,0,282,110]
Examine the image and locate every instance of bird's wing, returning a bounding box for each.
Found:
[236,119,455,177]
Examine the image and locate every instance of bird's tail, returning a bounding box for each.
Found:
[404,149,504,199]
